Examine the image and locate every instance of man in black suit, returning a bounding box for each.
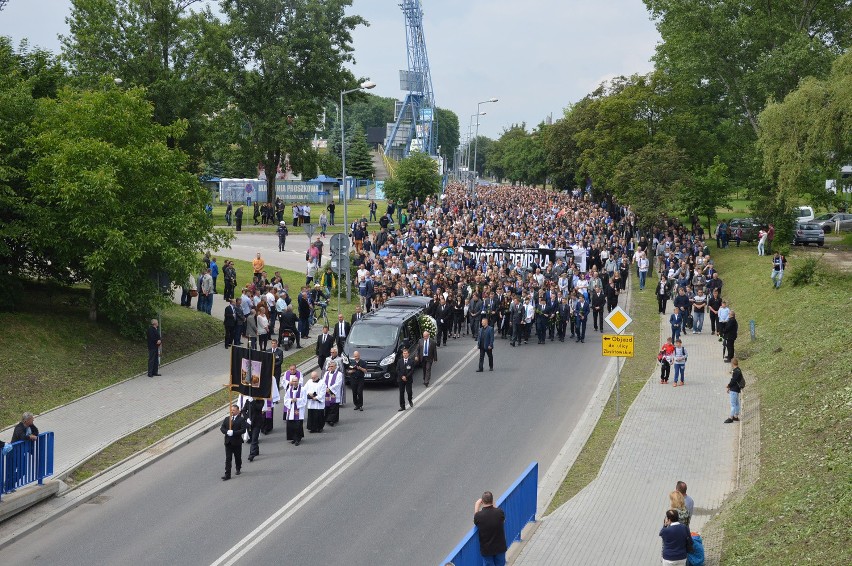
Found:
[350,306,365,325]
[476,318,495,372]
[415,331,438,387]
[332,313,351,353]
[435,297,452,346]
[396,348,415,411]
[346,351,367,411]
[224,299,237,348]
[509,297,524,347]
[315,325,334,370]
[469,293,484,339]
[591,285,607,332]
[220,405,247,480]
[147,318,161,377]
[297,289,311,338]
[271,338,284,389]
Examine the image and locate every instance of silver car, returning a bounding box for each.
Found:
[792,223,825,246]
[812,213,852,233]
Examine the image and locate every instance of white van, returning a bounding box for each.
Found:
[794,206,815,223]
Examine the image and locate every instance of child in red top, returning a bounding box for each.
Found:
[658,337,675,384]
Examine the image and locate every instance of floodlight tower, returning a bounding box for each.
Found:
[384,0,438,160]
[0,1,10,11]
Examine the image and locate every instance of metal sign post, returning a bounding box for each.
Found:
[603,307,634,417]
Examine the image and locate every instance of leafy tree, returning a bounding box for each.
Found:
[345,123,375,180]
[435,107,460,168]
[758,50,852,242]
[218,0,366,202]
[613,139,688,228]
[469,135,493,179]
[62,0,216,169]
[681,155,730,234]
[382,151,440,204]
[317,150,342,178]
[0,39,67,310]
[27,86,231,332]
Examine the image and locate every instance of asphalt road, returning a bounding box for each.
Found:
[3,330,610,566]
[217,231,333,273]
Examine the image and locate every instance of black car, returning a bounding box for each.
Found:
[341,296,433,385]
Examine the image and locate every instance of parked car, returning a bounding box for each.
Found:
[812,212,852,233]
[728,218,765,242]
[792,222,825,246]
[793,206,815,223]
[341,296,433,385]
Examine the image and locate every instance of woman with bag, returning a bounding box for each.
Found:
[256,305,270,351]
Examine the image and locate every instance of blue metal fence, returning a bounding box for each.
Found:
[0,432,54,501]
[442,462,538,566]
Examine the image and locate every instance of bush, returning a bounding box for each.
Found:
[789,255,825,287]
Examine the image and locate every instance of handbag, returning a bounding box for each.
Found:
[242,430,250,443]
[190,289,198,297]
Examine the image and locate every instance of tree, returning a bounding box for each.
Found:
[345,123,375,180]
[62,0,216,169]
[27,86,231,333]
[435,107,460,168]
[613,139,689,228]
[0,39,67,310]
[681,156,730,234]
[382,151,440,204]
[469,135,493,179]
[758,50,852,242]
[218,0,366,202]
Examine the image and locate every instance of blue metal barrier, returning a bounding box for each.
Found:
[1,432,54,501]
[442,462,538,566]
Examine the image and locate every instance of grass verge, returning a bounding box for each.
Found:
[65,344,318,485]
[545,281,659,514]
[711,247,851,565]
[1,286,223,428]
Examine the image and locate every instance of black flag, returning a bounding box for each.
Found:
[229,346,274,399]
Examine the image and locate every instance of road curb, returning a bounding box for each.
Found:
[0,358,318,550]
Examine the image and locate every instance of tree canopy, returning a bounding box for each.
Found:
[382,151,441,204]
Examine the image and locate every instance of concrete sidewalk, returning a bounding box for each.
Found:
[515,304,740,564]
[1,323,311,483]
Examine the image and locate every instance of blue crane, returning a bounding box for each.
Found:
[384,0,437,160]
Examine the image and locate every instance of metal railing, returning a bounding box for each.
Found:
[1,432,55,500]
[442,462,538,565]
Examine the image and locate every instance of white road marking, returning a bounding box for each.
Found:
[210,346,479,566]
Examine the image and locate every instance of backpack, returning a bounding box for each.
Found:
[684,314,694,329]
[737,372,746,390]
[686,533,705,566]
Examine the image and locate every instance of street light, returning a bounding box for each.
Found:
[340,79,375,301]
[473,98,498,180]
[467,112,486,171]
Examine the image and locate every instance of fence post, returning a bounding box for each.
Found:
[37,434,45,485]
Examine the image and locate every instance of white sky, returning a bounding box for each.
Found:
[0,0,661,139]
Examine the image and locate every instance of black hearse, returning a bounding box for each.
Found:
[341,296,433,385]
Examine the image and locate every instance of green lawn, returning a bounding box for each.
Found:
[210,198,386,233]
[711,247,851,564]
[0,285,223,428]
[546,280,659,513]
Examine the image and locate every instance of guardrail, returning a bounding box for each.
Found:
[1,432,55,501]
[442,462,538,566]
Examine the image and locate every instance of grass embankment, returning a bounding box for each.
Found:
[65,344,318,485]
[546,281,659,513]
[211,199,384,233]
[712,247,851,564]
[0,286,223,428]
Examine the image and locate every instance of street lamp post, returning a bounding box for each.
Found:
[340,80,375,301]
[473,98,498,180]
[467,112,485,171]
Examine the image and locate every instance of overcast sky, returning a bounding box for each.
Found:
[0,0,660,139]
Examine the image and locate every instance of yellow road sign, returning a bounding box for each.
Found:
[602,334,634,357]
[604,306,633,335]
